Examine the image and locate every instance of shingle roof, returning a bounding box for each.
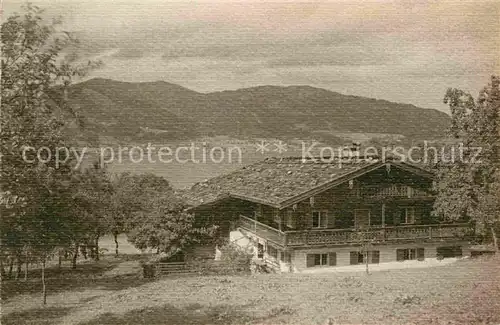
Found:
[179,156,383,208]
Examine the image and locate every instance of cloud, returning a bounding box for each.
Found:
[5,0,498,112]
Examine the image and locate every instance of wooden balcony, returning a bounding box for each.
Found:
[239,215,472,247]
[356,184,432,199]
[239,215,287,246]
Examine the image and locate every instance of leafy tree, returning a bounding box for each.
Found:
[434,76,500,251]
[106,172,174,255]
[122,174,217,256]
[127,195,217,256]
[1,4,99,302]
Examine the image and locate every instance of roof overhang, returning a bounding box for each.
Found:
[229,192,282,208]
[185,193,231,212]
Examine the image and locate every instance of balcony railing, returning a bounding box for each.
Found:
[239,215,287,246]
[357,185,432,199]
[239,215,472,247]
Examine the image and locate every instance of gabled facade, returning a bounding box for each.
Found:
[184,156,474,272]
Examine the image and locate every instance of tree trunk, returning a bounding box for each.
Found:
[114,232,119,257]
[0,259,5,279]
[81,245,87,259]
[0,237,3,281]
[15,255,22,280]
[491,226,499,253]
[365,248,369,275]
[41,259,47,305]
[72,244,79,269]
[58,254,62,270]
[95,236,100,261]
[24,250,29,281]
[8,257,13,278]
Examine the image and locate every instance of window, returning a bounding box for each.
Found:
[312,211,328,228]
[307,253,335,267]
[397,248,425,261]
[257,243,264,259]
[286,210,296,229]
[350,251,364,265]
[315,253,328,266]
[268,245,278,259]
[350,251,380,265]
[437,246,462,259]
[280,251,292,263]
[402,207,415,224]
[354,209,371,229]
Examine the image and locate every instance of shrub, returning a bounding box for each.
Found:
[219,243,253,265]
[141,261,156,278]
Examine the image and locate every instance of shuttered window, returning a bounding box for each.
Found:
[396,249,406,261]
[351,251,379,264]
[328,252,337,266]
[312,211,328,228]
[306,253,330,267]
[397,248,424,261]
[350,251,363,265]
[306,254,315,268]
[437,246,462,258]
[417,248,425,261]
[314,254,328,266]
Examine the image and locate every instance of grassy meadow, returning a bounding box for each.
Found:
[2,253,499,325]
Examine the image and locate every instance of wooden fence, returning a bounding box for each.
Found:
[156,262,193,274]
[147,260,250,277]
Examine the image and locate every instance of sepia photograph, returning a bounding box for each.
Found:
[1,0,499,324]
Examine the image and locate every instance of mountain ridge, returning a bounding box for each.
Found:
[61,78,451,144]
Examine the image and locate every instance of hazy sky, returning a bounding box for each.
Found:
[5,0,500,112]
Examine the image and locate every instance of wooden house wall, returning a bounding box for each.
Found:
[291,240,471,270]
[279,166,436,230]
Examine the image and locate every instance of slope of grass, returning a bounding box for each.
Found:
[2,256,499,325]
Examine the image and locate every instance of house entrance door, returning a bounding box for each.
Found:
[354,209,371,229]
